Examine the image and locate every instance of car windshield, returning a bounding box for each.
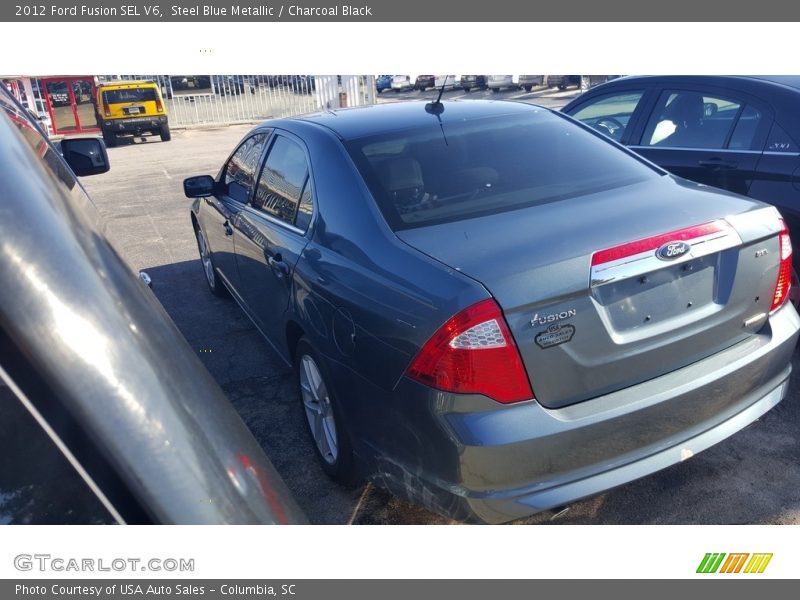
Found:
[346,110,661,230]
[103,88,157,103]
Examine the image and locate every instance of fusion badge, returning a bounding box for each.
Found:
[530,308,576,327]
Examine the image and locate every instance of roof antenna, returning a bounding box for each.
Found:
[425,75,448,115]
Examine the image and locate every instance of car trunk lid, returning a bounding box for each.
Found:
[396,177,786,408]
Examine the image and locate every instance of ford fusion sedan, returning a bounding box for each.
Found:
[184,99,799,523]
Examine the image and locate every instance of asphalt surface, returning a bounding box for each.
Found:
[81,86,800,525]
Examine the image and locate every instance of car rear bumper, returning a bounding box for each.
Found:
[103,116,167,134]
[353,303,799,523]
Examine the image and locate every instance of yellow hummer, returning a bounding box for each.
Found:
[95,80,170,147]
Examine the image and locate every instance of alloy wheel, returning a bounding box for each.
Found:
[196,229,215,288]
[299,354,338,464]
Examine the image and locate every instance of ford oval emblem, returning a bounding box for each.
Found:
[656,241,691,261]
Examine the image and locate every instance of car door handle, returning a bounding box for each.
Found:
[223,221,233,236]
[267,252,290,278]
[698,159,738,170]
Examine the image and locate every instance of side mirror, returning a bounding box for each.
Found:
[60,137,110,176]
[703,102,718,118]
[184,175,216,198]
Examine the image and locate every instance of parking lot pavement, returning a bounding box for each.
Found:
[81,112,800,526]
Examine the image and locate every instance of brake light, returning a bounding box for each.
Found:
[592,221,725,266]
[406,299,533,403]
[155,96,163,112]
[102,97,110,117]
[770,218,792,313]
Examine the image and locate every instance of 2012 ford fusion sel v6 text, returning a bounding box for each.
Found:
[184,99,799,523]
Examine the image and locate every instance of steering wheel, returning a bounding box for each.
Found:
[594,117,624,140]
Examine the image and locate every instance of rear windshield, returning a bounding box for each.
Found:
[346,111,660,230]
[102,88,157,104]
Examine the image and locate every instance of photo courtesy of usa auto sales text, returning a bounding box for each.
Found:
[17,584,204,596]
[16,584,299,596]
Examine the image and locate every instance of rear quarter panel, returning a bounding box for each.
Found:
[286,122,488,391]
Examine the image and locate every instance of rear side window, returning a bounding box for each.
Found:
[727,105,763,150]
[346,111,659,230]
[568,91,645,141]
[295,178,314,231]
[224,133,268,204]
[102,88,157,104]
[253,135,311,227]
[641,91,745,149]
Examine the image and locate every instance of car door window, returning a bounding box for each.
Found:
[224,133,268,203]
[642,91,746,149]
[253,135,311,227]
[568,91,645,141]
[726,105,763,150]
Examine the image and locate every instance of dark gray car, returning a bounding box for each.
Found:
[0,85,305,525]
[185,99,799,523]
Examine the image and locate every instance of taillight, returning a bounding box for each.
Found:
[771,218,792,313]
[155,96,163,112]
[406,299,533,404]
[102,98,110,117]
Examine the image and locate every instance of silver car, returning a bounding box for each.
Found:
[390,75,414,92]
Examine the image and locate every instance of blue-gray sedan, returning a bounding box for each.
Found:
[184,100,799,523]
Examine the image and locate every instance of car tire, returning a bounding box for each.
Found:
[492,88,500,94]
[194,226,228,298]
[160,125,171,142]
[524,85,533,92]
[558,84,567,91]
[463,87,471,93]
[102,130,117,148]
[295,338,357,485]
